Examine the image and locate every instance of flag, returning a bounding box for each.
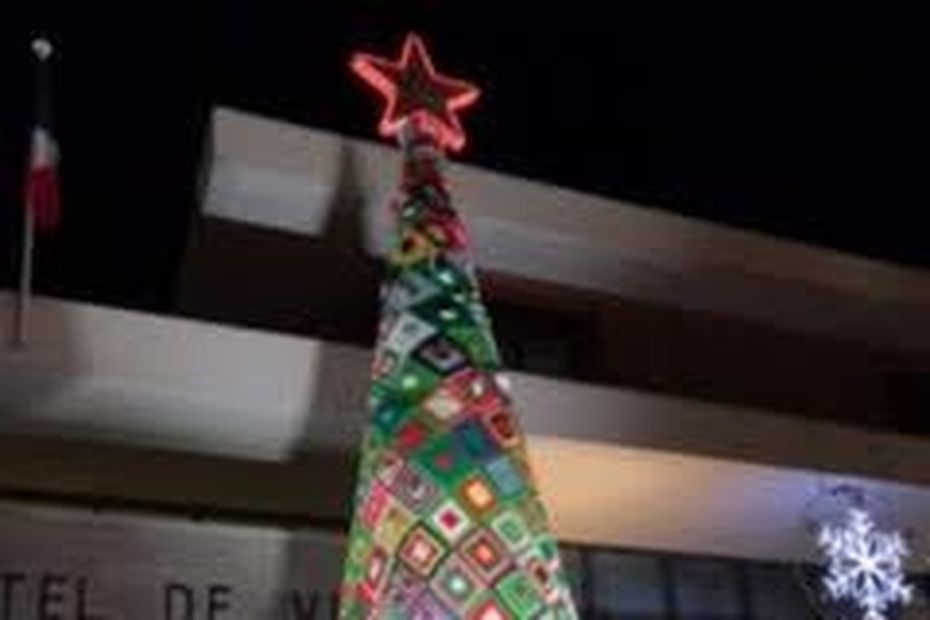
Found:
[25,39,61,232]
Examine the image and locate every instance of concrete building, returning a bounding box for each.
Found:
[1,108,928,618]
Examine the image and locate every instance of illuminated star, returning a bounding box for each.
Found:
[350,33,480,152]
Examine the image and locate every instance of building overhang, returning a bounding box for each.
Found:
[1,294,928,565]
[203,107,930,354]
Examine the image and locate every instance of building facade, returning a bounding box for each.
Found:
[1,108,928,618]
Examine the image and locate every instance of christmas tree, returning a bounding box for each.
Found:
[339,34,579,619]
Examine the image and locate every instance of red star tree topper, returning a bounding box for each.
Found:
[350,33,480,152]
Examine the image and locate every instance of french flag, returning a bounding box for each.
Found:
[25,38,61,232]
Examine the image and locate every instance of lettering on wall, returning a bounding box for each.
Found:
[0,574,338,620]
[0,506,344,620]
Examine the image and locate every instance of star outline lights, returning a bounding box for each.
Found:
[350,33,480,152]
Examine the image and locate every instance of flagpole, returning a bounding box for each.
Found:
[13,37,54,348]
[14,208,35,348]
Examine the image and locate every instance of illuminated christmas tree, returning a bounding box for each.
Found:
[338,34,579,619]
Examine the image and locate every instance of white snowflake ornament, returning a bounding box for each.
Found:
[817,508,913,620]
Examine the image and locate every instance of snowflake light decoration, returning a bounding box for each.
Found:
[817,508,913,620]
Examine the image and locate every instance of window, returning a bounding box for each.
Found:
[672,557,742,618]
[565,544,926,619]
[487,299,597,380]
[587,549,666,618]
[745,563,813,619]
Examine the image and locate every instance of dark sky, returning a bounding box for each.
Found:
[1,3,926,312]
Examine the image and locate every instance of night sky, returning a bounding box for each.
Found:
[1,3,926,312]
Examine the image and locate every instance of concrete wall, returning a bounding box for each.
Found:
[1,294,929,566]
